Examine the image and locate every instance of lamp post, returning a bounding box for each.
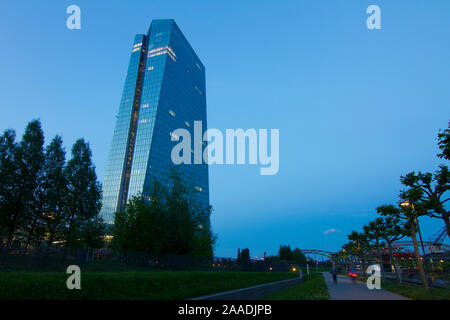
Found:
[400,200,429,290]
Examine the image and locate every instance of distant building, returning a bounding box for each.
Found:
[100,19,209,224]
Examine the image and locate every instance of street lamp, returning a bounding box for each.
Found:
[399,199,430,289]
[400,200,427,259]
[400,200,411,207]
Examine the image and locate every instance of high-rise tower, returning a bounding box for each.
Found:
[101,19,209,224]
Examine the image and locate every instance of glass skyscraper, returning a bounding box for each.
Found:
[100,19,209,224]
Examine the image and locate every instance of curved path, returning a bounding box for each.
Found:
[322,272,409,300]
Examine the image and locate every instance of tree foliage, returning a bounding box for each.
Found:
[0,120,105,255]
[278,245,307,264]
[112,169,215,257]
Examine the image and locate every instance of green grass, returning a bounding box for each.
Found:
[381,279,450,300]
[262,272,330,300]
[356,274,450,300]
[0,271,297,300]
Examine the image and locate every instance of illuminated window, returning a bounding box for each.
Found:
[170,132,179,140]
[195,186,203,192]
[148,66,154,71]
[142,104,149,109]
[169,110,176,117]
[148,46,176,62]
[185,121,191,127]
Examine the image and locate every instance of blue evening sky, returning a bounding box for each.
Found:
[0,1,449,258]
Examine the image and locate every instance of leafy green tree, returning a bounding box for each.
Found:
[0,129,18,255]
[292,248,307,265]
[371,214,409,282]
[363,221,386,277]
[112,181,166,253]
[342,241,359,268]
[278,245,293,261]
[437,121,450,160]
[40,136,67,252]
[240,248,250,263]
[112,169,215,257]
[63,139,102,259]
[399,122,450,237]
[377,204,428,289]
[21,121,46,251]
[400,167,450,238]
[0,120,44,255]
[78,216,106,249]
[348,230,372,271]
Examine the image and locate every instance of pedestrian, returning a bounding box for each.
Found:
[330,263,338,284]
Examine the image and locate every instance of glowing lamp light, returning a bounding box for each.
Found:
[400,200,411,207]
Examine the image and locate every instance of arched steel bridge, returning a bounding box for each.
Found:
[299,249,334,257]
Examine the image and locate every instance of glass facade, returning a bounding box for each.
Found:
[100,19,209,224]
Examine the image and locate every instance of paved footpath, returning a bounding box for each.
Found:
[191,277,303,300]
[322,272,409,300]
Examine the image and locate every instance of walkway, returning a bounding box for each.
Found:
[191,277,302,300]
[322,272,409,300]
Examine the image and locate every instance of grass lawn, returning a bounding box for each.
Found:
[0,271,296,300]
[262,272,330,300]
[356,274,450,300]
[381,279,450,300]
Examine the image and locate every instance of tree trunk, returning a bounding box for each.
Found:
[63,213,75,263]
[443,214,450,239]
[0,230,13,260]
[46,230,54,256]
[388,241,401,283]
[376,239,384,279]
[24,215,39,253]
[410,220,428,290]
[1,211,19,260]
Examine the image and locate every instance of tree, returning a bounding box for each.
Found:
[278,245,293,261]
[342,241,359,269]
[400,168,450,238]
[0,129,18,255]
[240,248,250,263]
[63,139,102,259]
[348,230,372,272]
[112,169,215,257]
[399,122,450,237]
[78,216,106,249]
[372,214,409,282]
[363,221,386,278]
[377,204,428,289]
[40,136,67,253]
[20,120,45,251]
[292,248,307,265]
[437,121,450,160]
[0,120,44,256]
